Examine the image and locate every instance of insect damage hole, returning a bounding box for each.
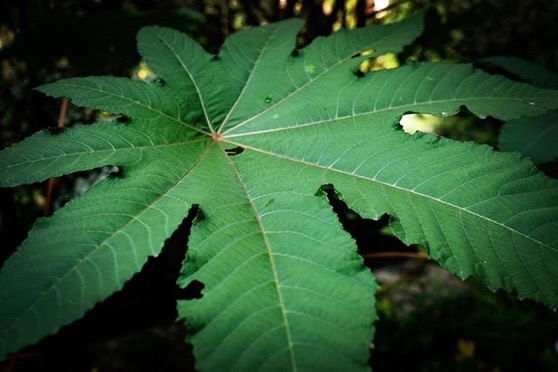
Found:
[317,184,419,261]
[225,146,244,156]
[109,165,125,178]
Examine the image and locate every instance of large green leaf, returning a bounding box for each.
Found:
[1,13,558,370]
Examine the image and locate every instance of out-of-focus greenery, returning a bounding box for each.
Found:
[373,263,558,371]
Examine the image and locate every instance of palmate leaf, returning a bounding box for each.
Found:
[1,12,558,370]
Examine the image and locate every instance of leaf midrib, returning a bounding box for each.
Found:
[221,143,298,371]
[221,23,418,135]
[1,138,208,170]
[151,29,215,133]
[53,81,211,136]
[224,143,557,255]
[217,23,286,133]
[222,96,535,138]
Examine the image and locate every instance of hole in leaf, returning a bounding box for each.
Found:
[399,113,440,135]
[109,166,125,178]
[117,115,130,124]
[351,48,377,59]
[176,280,205,300]
[365,53,400,72]
[47,166,122,212]
[225,146,244,156]
[319,184,420,265]
[264,198,275,208]
[354,68,365,78]
[399,110,502,147]
[151,78,166,86]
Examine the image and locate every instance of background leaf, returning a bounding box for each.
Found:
[479,57,558,165]
[499,111,558,164]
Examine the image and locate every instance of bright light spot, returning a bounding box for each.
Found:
[374,0,390,11]
[133,61,155,81]
[399,114,438,135]
[368,53,399,71]
[374,0,390,18]
[279,0,287,9]
[137,68,150,80]
[323,0,334,15]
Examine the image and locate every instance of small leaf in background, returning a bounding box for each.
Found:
[479,56,558,165]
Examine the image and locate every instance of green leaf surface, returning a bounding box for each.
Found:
[0,142,204,357]
[500,111,558,164]
[178,146,377,371]
[1,12,558,370]
[0,120,199,186]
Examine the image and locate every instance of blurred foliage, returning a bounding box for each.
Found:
[372,263,558,371]
[1,1,558,371]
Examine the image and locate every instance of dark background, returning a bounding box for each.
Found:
[1,1,558,371]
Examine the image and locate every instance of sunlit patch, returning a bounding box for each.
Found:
[132,60,155,81]
[399,114,439,134]
[374,0,390,18]
[367,53,399,71]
